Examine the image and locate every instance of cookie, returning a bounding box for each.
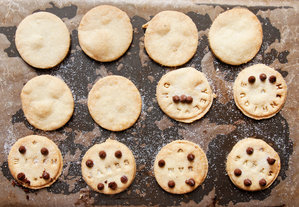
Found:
[208,8,263,65]
[8,135,63,189]
[154,140,208,194]
[143,11,198,67]
[226,138,281,191]
[21,75,74,131]
[81,139,136,194]
[15,12,70,69]
[78,5,133,62]
[233,64,287,120]
[156,67,213,123]
[88,75,142,131]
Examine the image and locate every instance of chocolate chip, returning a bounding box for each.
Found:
[18,146,26,154]
[269,75,276,83]
[260,73,267,81]
[234,168,242,176]
[24,178,30,185]
[42,171,50,180]
[185,178,195,187]
[172,95,180,103]
[187,153,195,161]
[158,159,165,167]
[108,182,117,190]
[180,95,187,103]
[259,178,267,187]
[267,157,276,165]
[99,151,106,159]
[168,180,175,188]
[246,147,254,155]
[248,76,256,84]
[86,159,94,168]
[186,96,193,104]
[41,148,49,156]
[17,172,25,181]
[115,150,122,158]
[97,183,104,190]
[121,175,128,184]
[244,179,252,186]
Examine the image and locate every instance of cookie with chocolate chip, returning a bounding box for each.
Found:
[81,139,136,194]
[226,138,281,191]
[154,140,208,194]
[8,135,63,189]
[233,64,287,120]
[156,67,214,123]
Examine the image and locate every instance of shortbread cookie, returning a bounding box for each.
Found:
[154,140,208,194]
[156,67,213,123]
[8,135,63,189]
[233,64,287,120]
[143,11,198,67]
[15,12,70,69]
[81,139,136,194]
[78,5,133,62]
[208,8,262,65]
[21,75,74,131]
[226,138,280,191]
[88,75,141,131]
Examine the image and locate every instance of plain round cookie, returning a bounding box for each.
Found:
[156,67,213,123]
[208,8,263,65]
[78,5,133,62]
[8,135,63,189]
[15,12,70,69]
[154,140,208,194]
[88,75,142,131]
[81,139,136,194]
[143,11,198,67]
[233,64,287,120]
[226,138,280,191]
[21,75,74,131]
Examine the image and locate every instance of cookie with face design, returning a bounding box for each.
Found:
[233,64,287,120]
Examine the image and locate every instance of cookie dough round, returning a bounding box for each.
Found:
[88,75,142,131]
[8,135,63,189]
[156,67,213,123]
[81,139,136,194]
[143,11,198,67]
[226,138,280,191]
[78,5,133,62]
[15,12,70,69]
[233,64,287,120]
[21,75,74,131]
[154,140,208,194]
[208,8,263,65]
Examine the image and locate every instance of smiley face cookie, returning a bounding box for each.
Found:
[226,138,280,191]
[233,64,287,120]
[81,139,136,194]
[143,11,198,67]
[156,67,213,123]
[154,140,208,194]
[8,135,63,189]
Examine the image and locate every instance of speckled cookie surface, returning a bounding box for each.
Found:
[233,64,287,120]
[154,140,208,194]
[156,67,213,123]
[21,75,74,131]
[88,75,142,131]
[15,12,70,69]
[8,135,63,189]
[143,11,198,67]
[78,5,133,62]
[208,8,263,65]
[226,138,280,191]
[81,139,136,194]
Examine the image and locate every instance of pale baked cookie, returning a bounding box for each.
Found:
[208,8,263,65]
[88,75,142,131]
[233,64,287,120]
[143,11,198,67]
[15,12,70,69]
[78,5,133,62]
[81,139,136,194]
[226,138,280,191]
[8,135,63,189]
[154,140,208,194]
[21,75,74,131]
[156,67,213,123]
